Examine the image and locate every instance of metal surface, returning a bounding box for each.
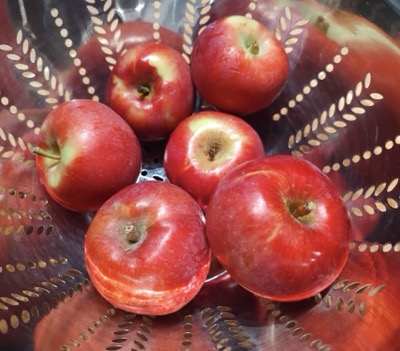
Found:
[0,0,400,350]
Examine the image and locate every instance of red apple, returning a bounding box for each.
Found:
[190,15,289,115]
[164,110,265,208]
[106,42,195,141]
[62,20,184,102]
[206,155,352,302]
[84,181,211,316]
[34,99,142,212]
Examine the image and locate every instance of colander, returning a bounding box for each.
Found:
[1,0,400,350]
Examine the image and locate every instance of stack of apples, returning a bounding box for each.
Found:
[33,15,351,316]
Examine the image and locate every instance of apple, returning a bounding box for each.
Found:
[106,42,195,141]
[34,99,142,212]
[62,20,184,102]
[206,154,352,302]
[164,110,265,208]
[190,15,289,115]
[84,181,211,316]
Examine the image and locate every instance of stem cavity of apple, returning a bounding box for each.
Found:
[136,84,152,99]
[206,142,222,162]
[123,222,147,249]
[288,200,316,223]
[246,40,260,56]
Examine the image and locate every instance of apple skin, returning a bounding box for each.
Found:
[206,155,351,302]
[84,181,211,316]
[164,110,265,209]
[106,42,195,141]
[190,15,289,115]
[34,99,142,212]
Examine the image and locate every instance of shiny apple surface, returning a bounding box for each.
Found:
[206,155,351,302]
[0,0,400,350]
[84,181,211,316]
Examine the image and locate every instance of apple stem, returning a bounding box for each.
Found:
[207,148,218,162]
[315,15,329,34]
[137,85,151,98]
[32,147,61,161]
[125,224,141,244]
[289,200,316,219]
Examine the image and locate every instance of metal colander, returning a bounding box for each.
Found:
[1,0,400,350]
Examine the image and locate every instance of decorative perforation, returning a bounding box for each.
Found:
[124,315,152,351]
[264,302,331,351]
[274,6,309,55]
[0,131,27,159]
[50,7,98,100]
[323,136,400,175]
[274,47,349,122]
[0,206,52,224]
[289,73,382,156]
[245,1,258,18]
[0,131,36,163]
[321,275,386,316]
[85,0,124,73]
[0,128,26,150]
[60,304,119,350]
[0,182,53,236]
[0,183,48,205]
[181,0,212,64]
[0,263,87,336]
[342,178,400,217]
[349,240,400,253]
[200,306,257,349]
[0,97,41,135]
[152,1,162,42]
[0,256,68,276]
[98,313,153,351]
[0,222,54,237]
[0,170,54,236]
[182,314,194,348]
[15,30,68,105]
[0,37,69,106]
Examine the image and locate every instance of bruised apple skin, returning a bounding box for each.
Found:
[190,15,289,115]
[34,99,142,212]
[206,155,352,302]
[84,181,211,316]
[107,42,195,141]
[164,110,265,209]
